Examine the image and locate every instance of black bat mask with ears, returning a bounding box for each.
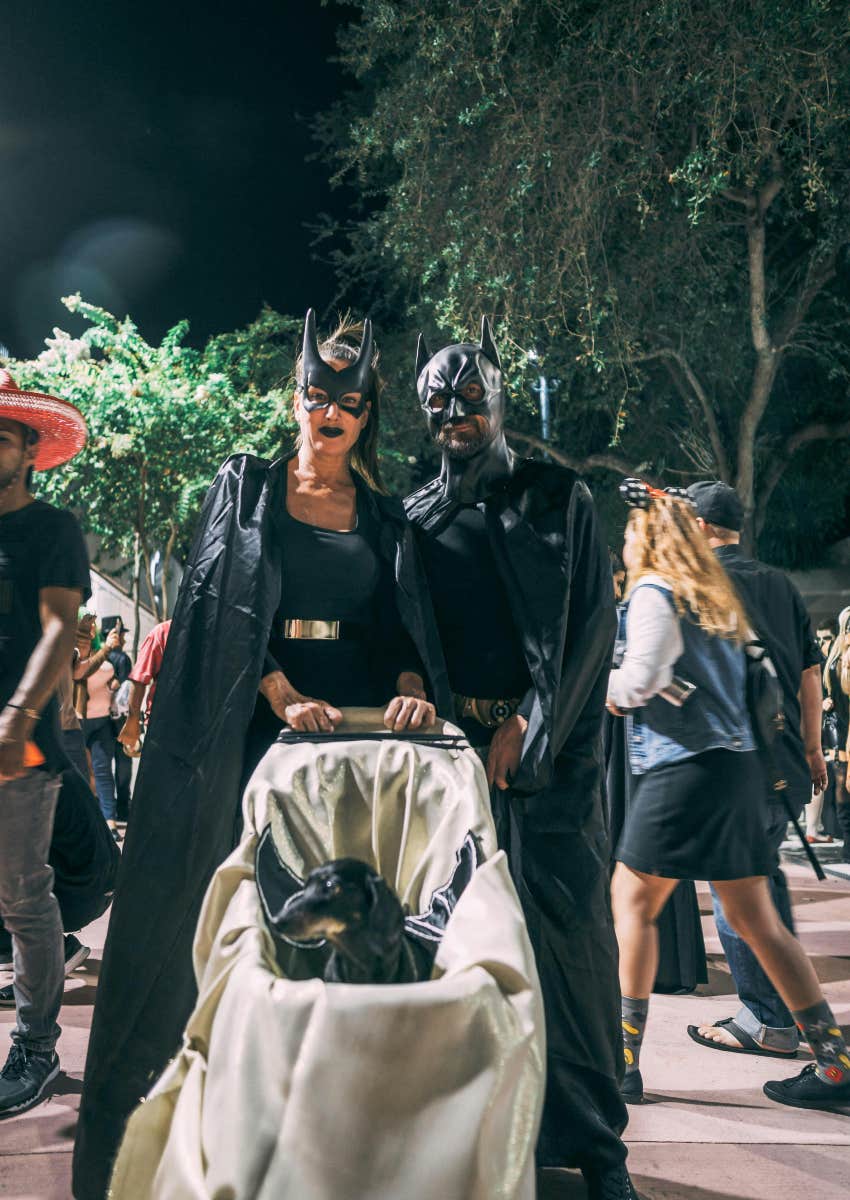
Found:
[298,308,373,417]
[415,317,514,502]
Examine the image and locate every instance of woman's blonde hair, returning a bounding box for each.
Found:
[291,312,386,493]
[826,605,850,697]
[625,497,750,641]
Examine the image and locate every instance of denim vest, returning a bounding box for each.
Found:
[623,584,755,775]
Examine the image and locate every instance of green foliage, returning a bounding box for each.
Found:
[317,0,850,558]
[5,297,298,611]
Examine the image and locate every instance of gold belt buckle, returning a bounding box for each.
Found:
[283,619,340,640]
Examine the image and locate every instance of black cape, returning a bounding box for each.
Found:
[406,458,627,1165]
[74,453,451,1200]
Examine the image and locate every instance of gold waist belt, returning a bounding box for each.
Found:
[283,619,341,641]
[453,694,521,729]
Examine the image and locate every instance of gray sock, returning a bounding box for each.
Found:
[621,995,649,1075]
[792,999,850,1086]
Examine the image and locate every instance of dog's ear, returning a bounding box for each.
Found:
[365,873,404,952]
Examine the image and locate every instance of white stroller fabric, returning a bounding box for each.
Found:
[110,715,545,1200]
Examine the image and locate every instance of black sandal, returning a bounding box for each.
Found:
[687,1017,798,1059]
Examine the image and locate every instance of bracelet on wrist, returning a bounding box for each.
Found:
[6,703,40,721]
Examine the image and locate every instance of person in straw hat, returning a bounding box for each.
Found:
[0,369,91,1118]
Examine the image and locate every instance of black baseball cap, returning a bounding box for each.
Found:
[686,481,744,532]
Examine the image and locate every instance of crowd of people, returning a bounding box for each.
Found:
[0,318,848,1200]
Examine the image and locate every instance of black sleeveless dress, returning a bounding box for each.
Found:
[245,476,417,774]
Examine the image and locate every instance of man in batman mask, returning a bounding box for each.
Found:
[406,321,634,1200]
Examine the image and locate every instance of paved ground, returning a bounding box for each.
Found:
[0,854,848,1199]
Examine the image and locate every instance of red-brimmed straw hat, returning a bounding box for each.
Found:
[0,369,87,469]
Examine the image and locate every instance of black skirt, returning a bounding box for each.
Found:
[604,713,707,992]
[616,747,774,881]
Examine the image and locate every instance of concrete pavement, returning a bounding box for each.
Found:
[0,861,848,1199]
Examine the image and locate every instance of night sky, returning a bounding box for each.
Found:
[1,1,355,357]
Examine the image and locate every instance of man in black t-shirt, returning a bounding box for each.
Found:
[687,481,825,1061]
[0,370,89,1118]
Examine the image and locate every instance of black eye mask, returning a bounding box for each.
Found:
[298,308,373,418]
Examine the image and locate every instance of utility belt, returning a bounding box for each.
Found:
[282,618,369,641]
[452,693,521,729]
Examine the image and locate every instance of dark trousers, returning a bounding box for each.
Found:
[833,760,850,862]
[83,717,117,823]
[0,771,64,1052]
[111,719,132,820]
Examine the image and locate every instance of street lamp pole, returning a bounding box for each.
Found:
[529,354,560,454]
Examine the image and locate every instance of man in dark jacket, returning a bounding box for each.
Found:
[687,481,826,1060]
[406,321,633,1200]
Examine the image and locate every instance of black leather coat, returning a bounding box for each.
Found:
[73,453,451,1200]
[406,458,625,1160]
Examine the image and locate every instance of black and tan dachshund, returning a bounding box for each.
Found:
[256,829,484,985]
[270,858,432,984]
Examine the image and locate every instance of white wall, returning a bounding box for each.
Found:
[88,566,158,656]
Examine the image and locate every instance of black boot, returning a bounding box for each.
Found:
[582,1162,640,1200]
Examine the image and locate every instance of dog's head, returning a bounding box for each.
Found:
[271,858,404,952]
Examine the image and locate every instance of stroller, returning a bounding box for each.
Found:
[109,710,545,1200]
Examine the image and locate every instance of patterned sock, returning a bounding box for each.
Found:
[621,995,649,1075]
[792,1000,850,1085]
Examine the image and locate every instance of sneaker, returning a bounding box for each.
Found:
[0,1044,60,1117]
[620,1068,644,1105]
[64,935,91,975]
[583,1163,640,1200]
[764,1063,850,1113]
[0,985,13,1008]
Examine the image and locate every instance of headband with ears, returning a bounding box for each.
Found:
[619,477,694,510]
[300,308,374,399]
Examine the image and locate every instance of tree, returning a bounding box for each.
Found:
[317,0,850,554]
[7,297,296,649]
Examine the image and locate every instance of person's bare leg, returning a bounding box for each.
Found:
[611,864,679,1097]
[711,877,822,1012]
[611,864,679,999]
[714,876,850,1097]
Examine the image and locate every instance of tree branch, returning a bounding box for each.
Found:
[160,523,178,622]
[631,347,731,480]
[505,428,657,482]
[757,175,784,221]
[755,416,850,535]
[772,249,839,351]
[746,209,773,356]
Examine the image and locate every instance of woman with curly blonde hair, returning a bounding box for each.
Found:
[607,480,850,1116]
